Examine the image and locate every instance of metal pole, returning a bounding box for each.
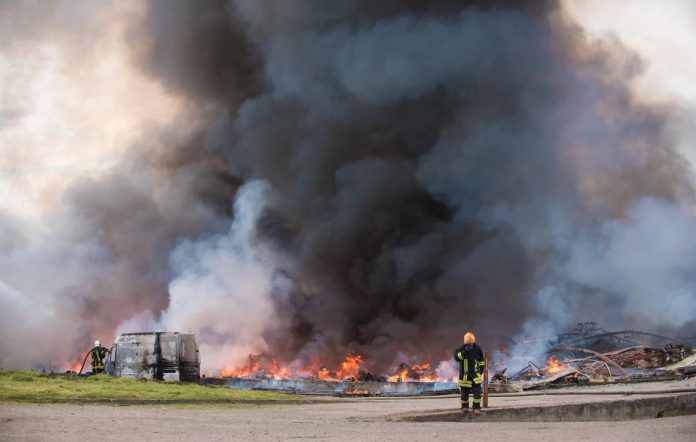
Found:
[483,351,489,408]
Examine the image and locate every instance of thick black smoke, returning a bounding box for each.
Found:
[152,0,695,371]
[2,0,695,372]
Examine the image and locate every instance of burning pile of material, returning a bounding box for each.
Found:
[387,362,435,383]
[204,352,458,397]
[218,353,448,384]
[495,323,696,390]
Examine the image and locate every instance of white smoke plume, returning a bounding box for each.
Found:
[157,181,278,372]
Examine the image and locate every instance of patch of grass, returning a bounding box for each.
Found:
[11,374,35,382]
[0,370,305,404]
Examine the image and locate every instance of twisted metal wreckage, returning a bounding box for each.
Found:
[495,323,696,391]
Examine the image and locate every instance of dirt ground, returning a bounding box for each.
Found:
[3,384,696,442]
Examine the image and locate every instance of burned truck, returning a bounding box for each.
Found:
[105,332,200,382]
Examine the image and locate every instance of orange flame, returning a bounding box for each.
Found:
[309,355,366,381]
[63,361,82,373]
[342,388,371,396]
[336,355,363,380]
[387,368,408,382]
[218,353,450,382]
[546,356,566,374]
[219,354,367,381]
[219,355,262,378]
[387,362,434,382]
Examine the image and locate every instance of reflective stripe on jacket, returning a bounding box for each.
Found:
[91,346,108,369]
[453,342,484,386]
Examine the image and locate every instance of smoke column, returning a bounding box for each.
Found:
[1,0,695,373]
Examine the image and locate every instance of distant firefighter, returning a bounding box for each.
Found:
[454,332,485,414]
[90,340,110,374]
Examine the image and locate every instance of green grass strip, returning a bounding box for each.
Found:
[0,370,305,404]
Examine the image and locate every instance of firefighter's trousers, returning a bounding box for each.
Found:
[460,381,482,409]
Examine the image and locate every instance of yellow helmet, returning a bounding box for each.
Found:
[463,332,475,344]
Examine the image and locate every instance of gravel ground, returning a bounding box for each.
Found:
[2,383,696,442]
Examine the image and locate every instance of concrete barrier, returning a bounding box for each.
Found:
[393,392,696,422]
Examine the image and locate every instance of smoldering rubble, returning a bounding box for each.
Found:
[491,322,696,392]
[1,0,695,375]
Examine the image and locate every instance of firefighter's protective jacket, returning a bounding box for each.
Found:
[90,346,109,371]
[453,343,485,388]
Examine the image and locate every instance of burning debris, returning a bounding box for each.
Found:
[387,363,435,383]
[494,324,696,391]
[339,388,373,397]
[218,353,375,382]
[216,351,451,385]
[207,352,457,396]
[201,322,696,397]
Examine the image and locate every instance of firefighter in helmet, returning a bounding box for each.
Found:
[90,340,109,374]
[453,332,485,414]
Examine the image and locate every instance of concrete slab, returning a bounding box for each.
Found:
[393,392,696,422]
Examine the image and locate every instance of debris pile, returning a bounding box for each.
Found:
[210,354,452,396]
[208,322,694,396]
[387,363,435,382]
[495,324,696,391]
